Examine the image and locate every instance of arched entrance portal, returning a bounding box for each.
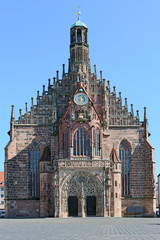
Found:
[61,171,103,217]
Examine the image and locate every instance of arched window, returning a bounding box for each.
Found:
[73,128,90,156]
[77,29,82,42]
[71,30,75,44]
[95,130,100,156]
[119,140,130,196]
[63,131,68,158]
[30,142,41,197]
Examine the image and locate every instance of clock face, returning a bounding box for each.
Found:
[74,93,88,105]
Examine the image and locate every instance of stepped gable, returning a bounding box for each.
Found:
[13,68,140,128]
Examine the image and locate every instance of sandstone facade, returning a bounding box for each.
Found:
[5,16,156,218]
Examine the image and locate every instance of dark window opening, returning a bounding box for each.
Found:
[73,128,90,156]
[119,140,130,197]
[30,145,41,197]
[77,29,82,42]
[71,31,75,44]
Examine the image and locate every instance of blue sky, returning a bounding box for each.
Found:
[0,0,160,178]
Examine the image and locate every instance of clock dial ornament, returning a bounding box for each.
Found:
[74,93,88,105]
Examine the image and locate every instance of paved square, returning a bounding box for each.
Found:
[0,217,160,240]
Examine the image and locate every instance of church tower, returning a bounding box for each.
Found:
[69,12,91,91]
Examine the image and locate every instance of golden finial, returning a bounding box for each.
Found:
[78,5,81,20]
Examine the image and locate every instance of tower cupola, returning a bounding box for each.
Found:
[70,12,88,47]
[69,12,90,87]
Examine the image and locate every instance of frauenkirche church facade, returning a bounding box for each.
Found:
[5,13,156,218]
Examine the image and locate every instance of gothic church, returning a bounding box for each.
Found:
[5,14,156,218]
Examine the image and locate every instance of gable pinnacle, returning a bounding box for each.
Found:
[11,105,15,121]
[31,98,34,108]
[144,107,148,139]
[131,104,134,116]
[19,109,22,119]
[25,102,28,114]
[136,110,139,120]
[144,107,147,122]
[125,98,128,109]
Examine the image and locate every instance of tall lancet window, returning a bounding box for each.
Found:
[95,129,100,156]
[30,142,41,197]
[77,29,82,42]
[73,128,90,156]
[71,30,75,44]
[119,140,130,196]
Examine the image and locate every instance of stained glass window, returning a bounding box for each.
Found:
[30,143,41,197]
[73,128,90,156]
[119,140,130,196]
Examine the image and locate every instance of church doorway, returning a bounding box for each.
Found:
[61,171,104,217]
[86,196,96,216]
[68,196,78,216]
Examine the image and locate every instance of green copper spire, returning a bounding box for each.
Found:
[71,10,87,28]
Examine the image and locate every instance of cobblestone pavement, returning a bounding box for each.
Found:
[0,217,160,240]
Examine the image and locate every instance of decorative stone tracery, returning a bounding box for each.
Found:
[60,170,104,217]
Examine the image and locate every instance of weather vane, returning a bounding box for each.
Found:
[78,5,81,20]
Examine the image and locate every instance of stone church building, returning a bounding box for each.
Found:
[5,14,156,218]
